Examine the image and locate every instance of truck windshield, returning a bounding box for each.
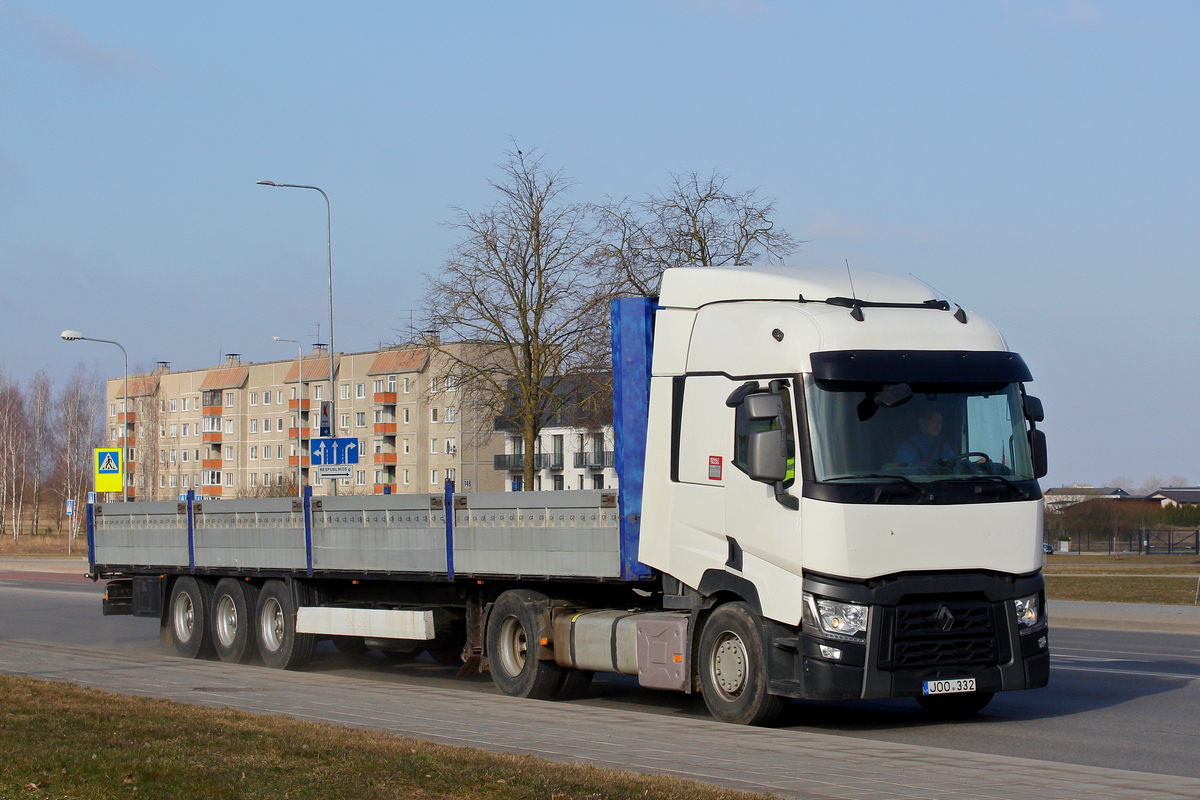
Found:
[802,375,1035,483]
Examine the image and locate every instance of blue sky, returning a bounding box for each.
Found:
[2,1,1197,489]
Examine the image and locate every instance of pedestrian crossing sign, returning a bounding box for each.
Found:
[94,447,123,493]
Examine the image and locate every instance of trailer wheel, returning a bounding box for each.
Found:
[486,589,566,699]
[211,578,259,664]
[169,576,215,659]
[698,602,785,726]
[916,691,995,718]
[255,579,315,670]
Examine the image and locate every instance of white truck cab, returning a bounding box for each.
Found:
[639,266,1048,722]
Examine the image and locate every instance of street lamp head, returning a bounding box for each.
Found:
[61,330,84,341]
[256,180,277,186]
[272,336,283,341]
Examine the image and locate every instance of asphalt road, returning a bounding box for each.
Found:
[2,569,1199,786]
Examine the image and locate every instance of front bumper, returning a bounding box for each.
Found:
[766,570,1049,701]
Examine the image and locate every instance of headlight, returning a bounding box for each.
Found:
[803,592,868,641]
[1014,593,1044,633]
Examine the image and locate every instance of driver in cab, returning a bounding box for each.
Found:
[894,410,955,464]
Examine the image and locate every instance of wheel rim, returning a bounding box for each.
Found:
[260,597,284,652]
[172,592,195,644]
[710,630,748,700]
[214,594,238,648]
[496,616,528,677]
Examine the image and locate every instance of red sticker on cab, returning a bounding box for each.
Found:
[709,456,722,480]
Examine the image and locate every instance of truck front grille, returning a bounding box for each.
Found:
[890,600,1001,669]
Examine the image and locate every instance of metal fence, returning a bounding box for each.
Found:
[1046,528,1200,555]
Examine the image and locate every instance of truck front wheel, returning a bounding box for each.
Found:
[698,602,785,726]
[169,576,215,659]
[486,589,566,699]
[255,579,315,670]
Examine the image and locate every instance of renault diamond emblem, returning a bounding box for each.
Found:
[935,605,955,632]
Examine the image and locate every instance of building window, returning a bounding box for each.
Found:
[374,469,383,484]
[110,403,116,417]
[374,439,383,454]
[290,387,297,400]
[277,418,283,432]
[340,384,350,401]
[224,472,234,487]
[181,449,189,463]
[388,375,397,392]
[276,445,283,460]
[430,377,439,393]
[430,439,439,454]
[431,469,439,485]
[169,474,178,488]
[250,419,258,434]
[263,391,271,406]
[445,375,456,392]
[250,446,257,460]
[182,423,189,437]
[356,470,366,486]
[182,475,189,488]
[373,379,384,394]
[403,408,410,424]
[263,473,271,487]
[224,419,233,434]
[263,446,272,460]
[445,407,457,423]
[170,449,177,464]
[169,424,178,438]
[374,409,384,424]
[250,393,258,407]
[224,445,233,460]
[356,412,366,428]
[356,383,366,399]
[340,413,350,430]
[170,399,178,412]
[553,475,564,491]
[403,439,410,454]
[206,470,221,486]
[593,474,604,490]
[445,438,456,455]
[403,377,411,394]
[447,468,456,481]
[249,472,257,487]
[314,385,323,401]
[225,392,234,407]
[430,408,438,424]
[264,418,272,433]
[403,469,410,485]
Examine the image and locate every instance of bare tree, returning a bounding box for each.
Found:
[593,170,801,296]
[26,371,53,536]
[54,364,104,545]
[0,372,27,538]
[422,147,610,492]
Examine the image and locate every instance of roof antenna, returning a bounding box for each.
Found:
[845,259,864,321]
[909,273,968,324]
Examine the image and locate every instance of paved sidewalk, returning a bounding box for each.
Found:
[2,638,1199,800]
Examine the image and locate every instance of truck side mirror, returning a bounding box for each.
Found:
[744,392,783,421]
[1024,395,1044,423]
[1029,429,1048,479]
[747,428,788,483]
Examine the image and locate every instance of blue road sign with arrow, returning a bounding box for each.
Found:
[309,437,360,465]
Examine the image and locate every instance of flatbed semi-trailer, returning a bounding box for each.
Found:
[91,265,1050,725]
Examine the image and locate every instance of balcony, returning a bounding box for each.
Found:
[201,486,223,497]
[287,428,311,439]
[202,405,222,416]
[574,451,615,470]
[373,483,396,494]
[288,456,311,467]
[374,453,397,465]
[374,392,397,405]
[117,411,136,423]
[494,454,524,471]
[202,459,222,469]
[541,454,563,470]
[202,432,222,444]
[374,422,397,435]
[288,399,311,411]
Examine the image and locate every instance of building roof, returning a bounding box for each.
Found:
[109,375,160,399]
[1147,487,1200,505]
[1044,486,1130,498]
[282,358,340,383]
[199,367,250,391]
[367,348,428,375]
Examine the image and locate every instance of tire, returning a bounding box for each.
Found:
[486,589,566,699]
[916,691,995,718]
[698,602,786,726]
[255,579,316,670]
[552,668,594,701]
[211,578,260,664]
[169,576,215,659]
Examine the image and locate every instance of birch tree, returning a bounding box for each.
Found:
[27,371,52,535]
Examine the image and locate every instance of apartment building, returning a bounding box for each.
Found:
[105,343,505,500]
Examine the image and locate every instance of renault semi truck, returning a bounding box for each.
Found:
[90,265,1049,725]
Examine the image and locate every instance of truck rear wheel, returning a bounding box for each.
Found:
[212,578,259,664]
[169,576,215,659]
[698,602,785,726]
[486,589,566,699]
[255,579,315,670]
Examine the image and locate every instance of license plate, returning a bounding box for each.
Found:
[922,678,976,695]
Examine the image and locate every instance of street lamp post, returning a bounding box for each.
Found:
[257,180,337,495]
[61,330,128,502]
[273,336,305,498]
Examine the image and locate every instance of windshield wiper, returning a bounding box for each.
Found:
[824,473,934,502]
[938,475,1031,500]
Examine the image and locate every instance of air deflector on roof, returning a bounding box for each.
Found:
[811,350,1032,384]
